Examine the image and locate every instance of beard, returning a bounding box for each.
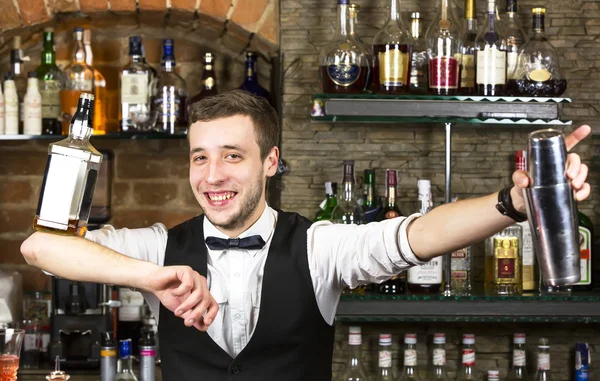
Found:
[204,171,264,233]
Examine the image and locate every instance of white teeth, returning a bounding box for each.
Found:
[209,193,234,201]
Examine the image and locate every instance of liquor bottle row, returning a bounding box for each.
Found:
[339,327,591,381]
[0,28,269,136]
[316,154,594,296]
[320,0,567,97]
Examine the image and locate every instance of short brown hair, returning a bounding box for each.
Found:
[188,90,279,161]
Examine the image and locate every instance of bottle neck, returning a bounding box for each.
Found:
[162,57,176,72]
[27,78,38,89]
[487,2,496,32]
[121,356,134,373]
[42,35,56,66]
[386,186,397,207]
[466,18,478,32]
[389,0,399,20]
[410,19,421,39]
[245,58,257,82]
[464,0,475,19]
[84,44,93,66]
[440,0,449,23]
[533,14,546,36]
[335,3,350,38]
[343,181,355,202]
[130,53,144,64]
[11,51,23,76]
[347,344,362,364]
[73,40,86,65]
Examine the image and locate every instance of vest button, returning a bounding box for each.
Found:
[231,365,241,375]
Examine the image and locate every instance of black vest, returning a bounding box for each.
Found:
[158,211,335,381]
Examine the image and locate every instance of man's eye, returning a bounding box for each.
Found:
[193,156,206,162]
[226,154,241,159]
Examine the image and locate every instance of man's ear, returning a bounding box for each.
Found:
[264,146,280,178]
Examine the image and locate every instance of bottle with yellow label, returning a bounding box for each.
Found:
[485,225,523,295]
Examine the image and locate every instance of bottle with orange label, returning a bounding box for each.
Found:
[100,332,117,381]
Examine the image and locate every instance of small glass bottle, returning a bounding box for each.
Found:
[120,36,152,132]
[331,160,366,225]
[319,0,371,94]
[398,333,418,381]
[33,93,103,237]
[188,52,218,112]
[533,338,551,381]
[315,181,338,222]
[372,0,413,94]
[507,8,567,97]
[114,339,138,381]
[504,0,526,83]
[475,0,507,96]
[427,333,450,381]
[459,0,478,95]
[23,72,42,136]
[36,28,65,135]
[457,334,477,381]
[409,12,428,93]
[507,333,527,381]
[376,334,395,381]
[340,326,370,381]
[485,225,523,295]
[239,51,270,101]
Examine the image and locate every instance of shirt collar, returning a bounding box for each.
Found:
[203,203,277,257]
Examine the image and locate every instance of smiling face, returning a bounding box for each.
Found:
[189,114,279,237]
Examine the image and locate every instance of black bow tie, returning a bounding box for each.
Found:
[205,235,266,251]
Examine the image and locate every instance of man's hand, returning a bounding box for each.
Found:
[145,266,218,332]
[511,124,592,212]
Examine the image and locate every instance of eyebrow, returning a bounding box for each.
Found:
[190,144,247,155]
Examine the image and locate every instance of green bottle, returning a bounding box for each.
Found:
[36,27,65,135]
[573,209,595,291]
[314,182,338,221]
[362,169,381,222]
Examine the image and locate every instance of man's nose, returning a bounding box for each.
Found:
[206,160,226,184]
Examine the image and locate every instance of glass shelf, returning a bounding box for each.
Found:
[0,132,187,141]
[335,291,600,323]
[313,93,572,103]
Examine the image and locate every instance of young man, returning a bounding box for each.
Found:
[22,90,591,380]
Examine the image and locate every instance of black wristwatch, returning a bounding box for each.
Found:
[496,185,528,222]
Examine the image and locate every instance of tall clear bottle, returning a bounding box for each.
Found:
[398,334,418,381]
[372,0,413,94]
[331,160,366,225]
[83,29,107,134]
[33,93,103,237]
[504,0,526,83]
[475,0,507,96]
[376,334,395,381]
[533,338,551,381]
[113,339,138,381]
[457,334,477,381]
[340,326,370,381]
[485,225,523,295]
[427,333,450,381]
[36,28,65,135]
[61,28,94,135]
[319,0,371,94]
[425,0,461,95]
[121,36,152,132]
[459,0,478,95]
[409,12,428,93]
[507,333,527,381]
[408,180,442,294]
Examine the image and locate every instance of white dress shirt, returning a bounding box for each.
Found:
[86,205,425,358]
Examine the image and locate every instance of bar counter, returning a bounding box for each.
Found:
[18,366,163,381]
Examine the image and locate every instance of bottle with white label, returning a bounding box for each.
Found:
[515,150,536,292]
[504,0,526,82]
[427,333,450,381]
[507,333,527,381]
[0,80,5,134]
[24,72,42,135]
[408,180,443,294]
[120,36,152,132]
[475,0,507,96]
[340,326,370,381]
[398,333,418,381]
[534,338,551,381]
[377,334,395,381]
[457,334,477,381]
[4,73,19,135]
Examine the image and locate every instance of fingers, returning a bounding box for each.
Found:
[512,170,529,189]
[182,295,218,331]
[571,162,588,190]
[192,298,219,332]
[565,125,591,151]
[170,267,193,297]
[175,273,207,317]
[575,183,591,202]
[566,153,581,180]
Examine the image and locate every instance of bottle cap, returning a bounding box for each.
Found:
[129,36,143,55]
[101,332,116,347]
[119,339,132,358]
[349,326,361,334]
[4,72,13,81]
[410,12,421,19]
[488,370,500,380]
[325,181,333,195]
[513,333,526,344]
[404,333,417,344]
[27,71,37,78]
[379,333,392,346]
[433,333,446,344]
[533,7,546,14]
[386,169,397,187]
[538,337,549,348]
[463,333,475,344]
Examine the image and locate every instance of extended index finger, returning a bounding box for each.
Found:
[565,125,591,151]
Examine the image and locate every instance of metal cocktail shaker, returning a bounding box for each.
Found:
[523,129,580,286]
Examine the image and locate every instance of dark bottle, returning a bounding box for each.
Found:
[36,28,65,135]
[188,52,218,114]
[573,210,595,291]
[506,8,567,97]
[239,51,270,101]
[362,169,381,223]
[459,0,478,95]
[475,0,507,96]
[319,0,371,94]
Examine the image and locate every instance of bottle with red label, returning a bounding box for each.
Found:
[507,333,528,381]
[398,334,419,381]
[427,333,450,381]
[425,0,461,95]
[457,334,477,381]
[534,338,551,381]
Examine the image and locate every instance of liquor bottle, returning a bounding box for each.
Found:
[315,181,338,222]
[0,82,4,134]
[100,332,117,381]
[507,333,527,381]
[60,28,94,135]
[425,0,461,95]
[504,0,526,83]
[475,0,507,96]
[362,169,381,223]
[339,326,370,381]
[121,36,152,132]
[515,150,536,292]
[456,334,477,381]
[139,330,156,381]
[152,39,188,134]
[319,0,371,94]
[372,0,413,94]
[36,28,65,135]
[427,333,450,381]
[575,343,590,381]
[348,4,369,53]
[487,370,500,381]
[4,73,19,135]
[451,246,472,295]
[33,93,103,237]
[573,210,594,291]
[485,225,523,295]
[459,0,478,95]
[376,334,395,381]
[507,8,567,97]
[188,52,218,112]
[83,29,107,134]
[113,339,138,381]
[10,36,28,131]
[408,180,442,294]
[398,333,418,381]
[409,12,428,93]
[533,338,551,381]
[377,169,403,220]
[239,51,270,101]
[23,72,42,135]
[331,160,366,225]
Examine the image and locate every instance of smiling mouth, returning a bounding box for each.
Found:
[205,191,237,202]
